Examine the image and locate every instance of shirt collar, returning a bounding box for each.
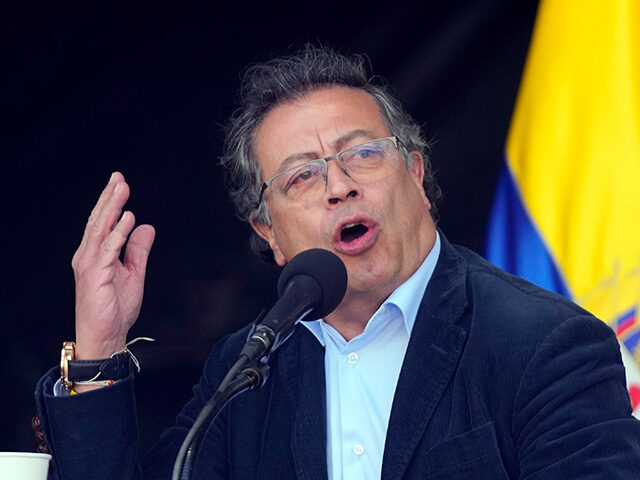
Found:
[301,232,441,346]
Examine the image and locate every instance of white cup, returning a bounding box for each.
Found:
[0,452,52,480]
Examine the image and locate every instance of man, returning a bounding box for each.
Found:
[35,46,640,479]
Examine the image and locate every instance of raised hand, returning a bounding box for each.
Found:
[71,172,156,364]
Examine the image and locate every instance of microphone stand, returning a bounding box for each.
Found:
[171,357,270,480]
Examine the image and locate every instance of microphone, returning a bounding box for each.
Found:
[239,248,348,362]
[172,249,347,480]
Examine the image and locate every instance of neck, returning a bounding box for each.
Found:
[323,288,390,341]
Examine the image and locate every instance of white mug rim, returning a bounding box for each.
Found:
[0,452,52,460]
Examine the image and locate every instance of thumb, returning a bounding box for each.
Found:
[124,223,156,274]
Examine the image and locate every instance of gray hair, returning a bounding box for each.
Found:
[220,44,442,263]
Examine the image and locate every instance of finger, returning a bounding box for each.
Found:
[96,210,137,267]
[91,172,124,220]
[77,172,125,254]
[123,224,156,275]
[84,179,131,257]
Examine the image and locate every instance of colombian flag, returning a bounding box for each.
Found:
[485,0,640,416]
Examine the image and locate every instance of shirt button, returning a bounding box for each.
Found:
[347,352,359,364]
[353,444,365,455]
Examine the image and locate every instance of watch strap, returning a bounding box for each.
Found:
[68,353,133,382]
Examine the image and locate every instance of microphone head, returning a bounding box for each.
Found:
[277,249,348,319]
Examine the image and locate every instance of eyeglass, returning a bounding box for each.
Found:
[257,136,402,207]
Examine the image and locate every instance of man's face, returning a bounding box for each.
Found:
[252,86,436,303]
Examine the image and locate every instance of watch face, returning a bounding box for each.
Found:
[60,342,76,391]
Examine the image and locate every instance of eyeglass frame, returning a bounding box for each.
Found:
[255,136,401,208]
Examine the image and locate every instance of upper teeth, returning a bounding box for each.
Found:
[344,223,358,229]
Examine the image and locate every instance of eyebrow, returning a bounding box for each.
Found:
[277,129,377,172]
[332,129,377,150]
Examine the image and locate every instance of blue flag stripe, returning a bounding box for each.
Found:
[485,162,572,298]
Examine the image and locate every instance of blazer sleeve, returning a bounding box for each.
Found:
[513,315,640,479]
[34,333,241,480]
[35,368,143,480]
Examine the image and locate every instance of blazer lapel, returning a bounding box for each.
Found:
[382,235,469,480]
[278,326,328,480]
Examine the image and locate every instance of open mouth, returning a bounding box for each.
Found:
[340,223,369,243]
[334,218,378,255]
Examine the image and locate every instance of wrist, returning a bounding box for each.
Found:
[74,337,127,360]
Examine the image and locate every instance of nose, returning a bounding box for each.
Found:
[325,158,359,205]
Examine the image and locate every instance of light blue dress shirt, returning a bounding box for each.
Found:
[300,232,441,480]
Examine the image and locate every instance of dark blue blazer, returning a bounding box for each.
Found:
[36,235,640,479]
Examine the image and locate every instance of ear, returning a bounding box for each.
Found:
[250,215,287,266]
[408,151,432,210]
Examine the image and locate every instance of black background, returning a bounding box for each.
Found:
[2,0,538,453]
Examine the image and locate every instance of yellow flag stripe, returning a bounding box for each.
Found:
[506,0,640,322]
